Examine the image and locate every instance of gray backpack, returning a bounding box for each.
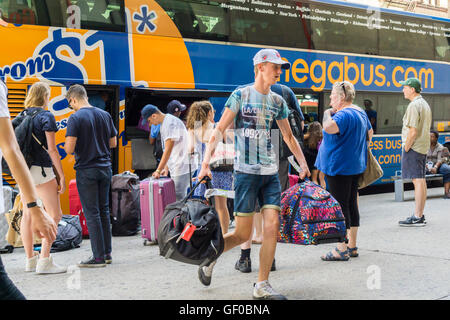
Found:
[110,171,140,236]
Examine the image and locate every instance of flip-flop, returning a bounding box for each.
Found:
[321,247,349,261]
[348,247,359,258]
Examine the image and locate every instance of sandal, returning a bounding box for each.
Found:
[348,247,359,258]
[321,247,349,261]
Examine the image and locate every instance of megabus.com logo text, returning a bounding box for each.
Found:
[280,54,436,92]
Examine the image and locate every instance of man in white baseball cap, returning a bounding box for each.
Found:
[253,48,291,69]
[196,48,309,300]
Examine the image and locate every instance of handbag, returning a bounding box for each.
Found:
[209,141,234,171]
[5,194,42,248]
[358,147,383,189]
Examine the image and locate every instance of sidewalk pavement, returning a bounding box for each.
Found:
[2,187,449,300]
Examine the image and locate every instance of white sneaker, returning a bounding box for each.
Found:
[253,281,287,300]
[25,253,39,272]
[36,255,67,274]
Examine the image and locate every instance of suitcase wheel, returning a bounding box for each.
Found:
[143,239,157,246]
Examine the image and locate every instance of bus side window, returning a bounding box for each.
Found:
[2,0,37,25]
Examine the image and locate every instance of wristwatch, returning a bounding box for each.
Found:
[27,198,43,209]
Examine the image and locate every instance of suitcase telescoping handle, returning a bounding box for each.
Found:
[183,176,211,203]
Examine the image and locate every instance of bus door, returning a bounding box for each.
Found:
[124,88,231,179]
[83,85,120,174]
[292,90,323,130]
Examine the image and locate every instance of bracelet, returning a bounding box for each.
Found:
[155,169,161,174]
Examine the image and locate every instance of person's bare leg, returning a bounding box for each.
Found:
[223,215,254,252]
[214,196,230,234]
[19,206,36,259]
[444,181,450,196]
[348,227,358,249]
[251,211,262,243]
[412,178,427,218]
[258,208,278,282]
[35,179,62,259]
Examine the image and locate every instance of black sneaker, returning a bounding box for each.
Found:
[104,254,112,265]
[399,215,426,227]
[235,257,251,273]
[78,257,106,268]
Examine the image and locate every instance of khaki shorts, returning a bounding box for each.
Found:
[29,165,56,186]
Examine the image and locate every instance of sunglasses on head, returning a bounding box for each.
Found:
[341,82,346,96]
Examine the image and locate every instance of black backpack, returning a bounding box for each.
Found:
[153,131,163,161]
[51,215,83,252]
[158,177,224,267]
[279,108,304,160]
[2,108,44,175]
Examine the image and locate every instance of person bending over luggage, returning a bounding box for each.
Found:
[0,78,57,300]
[65,84,118,268]
[19,82,66,274]
[197,49,310,300]
[302,121,326,188]
[315,81,373,261]
[141,104,194,201]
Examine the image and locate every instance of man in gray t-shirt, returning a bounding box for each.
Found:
[398,78,432,227]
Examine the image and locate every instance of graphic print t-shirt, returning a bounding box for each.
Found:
[225,85,289,175]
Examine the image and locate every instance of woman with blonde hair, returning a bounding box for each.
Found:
[20,81,66,274]
[186,100,234,234]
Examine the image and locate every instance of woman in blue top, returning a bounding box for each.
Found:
[316,81,373,261]
[20,82,67,274]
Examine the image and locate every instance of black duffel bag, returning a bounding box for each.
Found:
[158,177,224,267]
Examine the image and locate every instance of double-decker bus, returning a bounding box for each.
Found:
[1,0,449,213]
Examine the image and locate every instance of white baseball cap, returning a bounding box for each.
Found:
[253,49,290,69]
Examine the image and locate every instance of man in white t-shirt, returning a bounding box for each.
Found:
[141,104,193,201]
[0,79,58,299]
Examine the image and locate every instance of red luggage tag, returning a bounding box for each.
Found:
[180,222,197,242]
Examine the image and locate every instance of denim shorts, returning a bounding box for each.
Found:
[233,172,281,217]
[401,148,426,179]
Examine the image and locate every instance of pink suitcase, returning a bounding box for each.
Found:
[140,177,176,245]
